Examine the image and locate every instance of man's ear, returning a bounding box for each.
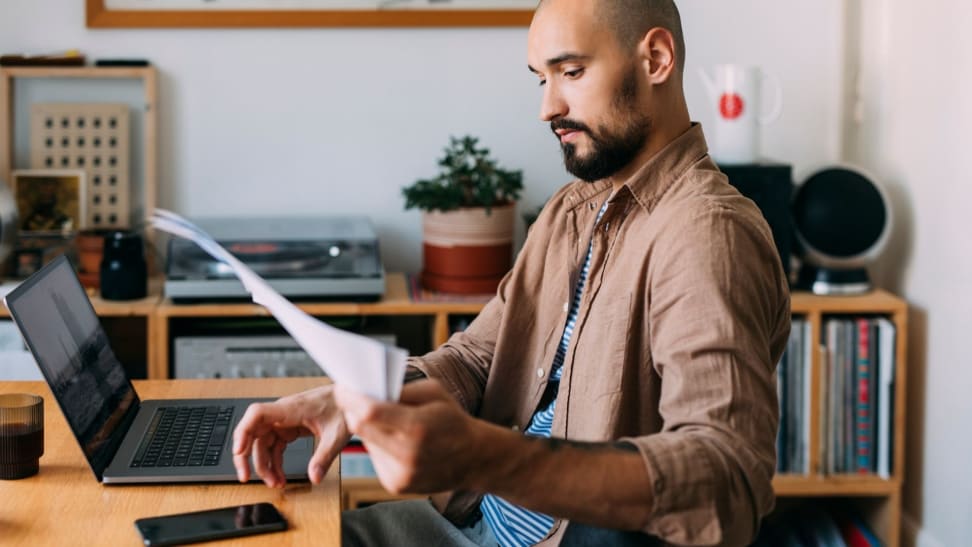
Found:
[637,27,677,84]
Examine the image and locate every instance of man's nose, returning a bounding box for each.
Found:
[539,84,567,122]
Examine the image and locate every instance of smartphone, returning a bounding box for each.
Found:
[134,502,288,546]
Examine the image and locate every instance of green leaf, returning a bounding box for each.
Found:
[401,134,523,212]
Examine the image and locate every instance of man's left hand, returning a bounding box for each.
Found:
[334,379,486,495]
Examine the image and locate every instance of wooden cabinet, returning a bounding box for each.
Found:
[0,66,158,229]
[150,273,485,379]
[0,272,908,540]
[779,289,908,546]
[337,289,910,543]
[0,286,159,379]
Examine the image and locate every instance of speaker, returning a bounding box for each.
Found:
[719,163,793,276]
[791,165,892,295]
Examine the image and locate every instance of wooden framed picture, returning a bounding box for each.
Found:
[11,169,87,236]
[86,0,537,28]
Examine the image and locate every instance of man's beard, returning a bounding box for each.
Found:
[552,69,652,183]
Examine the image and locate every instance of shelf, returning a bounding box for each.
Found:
[155,273,487,317]
[0,65,159,245]
[0,66,155,79]
[340,474,902,511]
[340,477,423,510]
[772,474,900,497]
[0,281,161,318]
[150,272,488,379]
[790,289,907,314]
[1,266,909,545]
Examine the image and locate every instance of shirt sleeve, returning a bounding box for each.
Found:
[407,280,505,414]
[407,184,570,416]
[622,199,790,546]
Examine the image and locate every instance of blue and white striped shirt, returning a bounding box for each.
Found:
[480,199,610,547]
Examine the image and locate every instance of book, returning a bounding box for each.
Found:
[844,319,856,472]
[838,512,881,547]
[802,320,812,474]
[824,319,840,474]
[876,317,896,478]
[855,318,872,474]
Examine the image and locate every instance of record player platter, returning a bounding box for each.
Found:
[164,216,385,303]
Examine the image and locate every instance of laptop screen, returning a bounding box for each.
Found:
[4,255,139,480]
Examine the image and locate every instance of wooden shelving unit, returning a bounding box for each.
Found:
[0,282,161,378]
[150,272,485,379]
[333,289,910,542]
[0,65,158,220]
[0,273,908,540]
[784,289,908,546]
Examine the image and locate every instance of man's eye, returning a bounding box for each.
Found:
[538,79,547,87]
[564,69,583,79]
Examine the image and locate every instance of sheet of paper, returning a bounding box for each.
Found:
[150,209,407,401]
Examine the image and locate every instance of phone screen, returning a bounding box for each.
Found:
[134,502,287,546]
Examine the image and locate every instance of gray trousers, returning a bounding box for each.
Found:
[342,499,499,547]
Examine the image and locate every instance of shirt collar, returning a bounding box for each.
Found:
[564,122,710,213]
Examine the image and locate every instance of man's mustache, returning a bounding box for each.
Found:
[550,119,592,136]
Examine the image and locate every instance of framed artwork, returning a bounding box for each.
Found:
[86,0,537,28]
[11,169,87,236]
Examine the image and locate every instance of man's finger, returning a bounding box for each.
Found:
[307,437,339,485]
[334,385,408,435]
[233,450,251,483]
[252,435,279,488]
[271,439,288,487]
[233,402,292,455]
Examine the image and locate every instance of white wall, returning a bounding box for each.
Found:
[0,0,845,272]
[3,1,969,544]
[846,1,972,546]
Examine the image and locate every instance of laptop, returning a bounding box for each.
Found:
[3,255,314,484]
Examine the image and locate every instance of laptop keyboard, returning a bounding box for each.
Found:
[130,406,235,468]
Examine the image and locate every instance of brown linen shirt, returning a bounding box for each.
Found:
[410,124,791,546]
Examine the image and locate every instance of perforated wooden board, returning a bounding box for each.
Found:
[30,103,131,229]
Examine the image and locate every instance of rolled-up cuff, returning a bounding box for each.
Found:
[622,433,724,545]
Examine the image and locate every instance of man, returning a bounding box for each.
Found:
[232,0,790,545]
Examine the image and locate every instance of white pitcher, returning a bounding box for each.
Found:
[699,65,782,165]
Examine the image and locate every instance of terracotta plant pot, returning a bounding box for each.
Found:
[75,229,111,288]
[421,204,515,294]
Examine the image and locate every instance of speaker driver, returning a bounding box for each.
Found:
[792,165,892,295]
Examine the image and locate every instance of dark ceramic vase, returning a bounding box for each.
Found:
[100,231,146,300]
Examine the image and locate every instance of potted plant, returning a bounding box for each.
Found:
[403,135,523,294]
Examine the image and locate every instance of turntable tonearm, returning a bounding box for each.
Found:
[164,216,385,303]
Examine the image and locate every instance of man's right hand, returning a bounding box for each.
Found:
[232,384,350,488]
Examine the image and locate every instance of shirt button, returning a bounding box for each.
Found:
[537,368,545,378]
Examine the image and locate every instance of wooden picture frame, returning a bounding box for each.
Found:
[11,169,87,236]
[86,0,536,28]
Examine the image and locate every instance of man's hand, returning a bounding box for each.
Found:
[232,384,350,488]
[334,379,654,530]
[334,379,484,495]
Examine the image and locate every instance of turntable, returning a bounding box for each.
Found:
[164,216,385,303]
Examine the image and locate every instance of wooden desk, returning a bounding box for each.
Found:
[0,378,340,546]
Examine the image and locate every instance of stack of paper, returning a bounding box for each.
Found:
[150,209,407,401]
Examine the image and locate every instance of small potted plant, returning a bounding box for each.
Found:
[403,135,523,294]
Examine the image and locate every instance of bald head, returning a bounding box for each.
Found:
[539,0,686,74]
